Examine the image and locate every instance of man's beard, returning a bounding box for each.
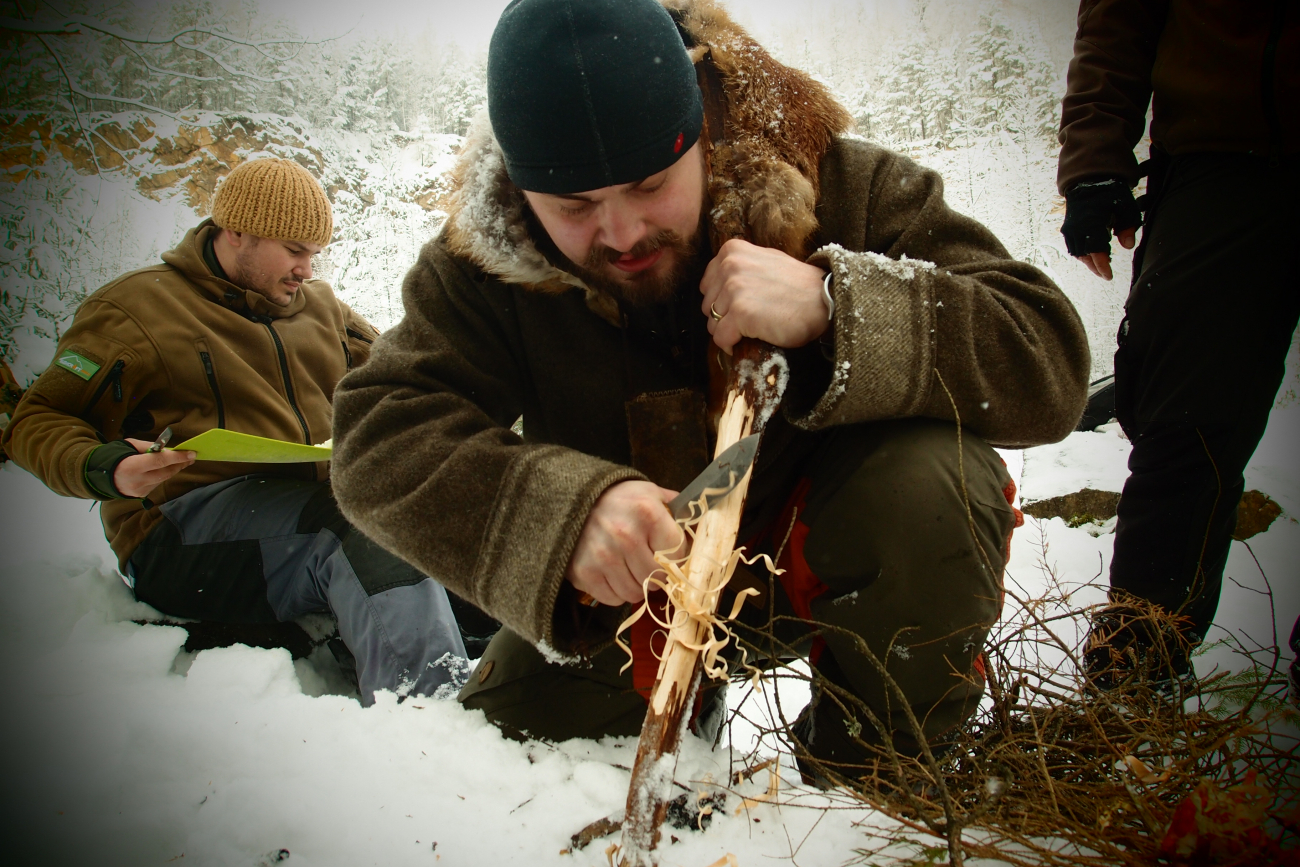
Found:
[562,218,711,310]
[230,237,292,306]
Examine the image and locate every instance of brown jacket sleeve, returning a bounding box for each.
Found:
[1057,0,1169,193]
[3,297,162,499]
[793,140,1091,448]
[330,245,641,655]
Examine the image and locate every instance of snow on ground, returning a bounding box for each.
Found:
[1,379,1296,865]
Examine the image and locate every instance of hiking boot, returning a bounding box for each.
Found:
[1083,604,1198,698]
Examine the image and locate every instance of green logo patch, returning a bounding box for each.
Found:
[55,350,101,381]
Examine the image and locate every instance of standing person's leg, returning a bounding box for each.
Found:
[1104,154,1299,674]
[129,476,467,704]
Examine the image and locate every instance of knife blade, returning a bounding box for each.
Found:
[667,434,760,520]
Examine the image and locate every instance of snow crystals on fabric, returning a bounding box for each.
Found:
[858,250,936,282]
[430,653,474,700]
[534,639,581,666]
[735,350,790,429]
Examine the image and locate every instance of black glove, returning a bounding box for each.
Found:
[1061,179,1143,258]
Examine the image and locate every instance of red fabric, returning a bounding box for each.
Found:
[629,588,670,700]
[765,478,831,665]
[973,462,1023,684]
[1002,475,1025,565]
[1159,771,1300,866]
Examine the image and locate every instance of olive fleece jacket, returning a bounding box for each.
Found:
[1057,0,1300,194]
[330,137,1091,657]
[3,221,377,569]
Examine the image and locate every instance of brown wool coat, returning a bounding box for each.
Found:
[330,1,1091,656]
[3,221,377,569]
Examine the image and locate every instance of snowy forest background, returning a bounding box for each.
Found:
[0,0,1168,390]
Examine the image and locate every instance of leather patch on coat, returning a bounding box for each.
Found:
[625,388,709,492]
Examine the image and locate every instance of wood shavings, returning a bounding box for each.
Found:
[735,763,782,814]
[1121,754,1171,785]
[613,502,777,683]
[731,756,778,787]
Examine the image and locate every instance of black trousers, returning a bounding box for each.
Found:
[1112,152,1299,639]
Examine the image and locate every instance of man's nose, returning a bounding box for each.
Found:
[598,204,649,254]
[295,257,313,280]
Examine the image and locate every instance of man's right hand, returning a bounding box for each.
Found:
[113,438,196,498]
[1061,178,1142,281]
[566,480,685,606]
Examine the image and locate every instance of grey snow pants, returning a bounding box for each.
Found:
[128,475,467,705]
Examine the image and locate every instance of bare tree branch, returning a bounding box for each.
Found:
[117,40,223,83]
[169,34,298,84]
[6,11,307,52]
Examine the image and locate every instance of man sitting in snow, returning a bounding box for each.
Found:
[330,0,1090,772]
[2,157,478,706]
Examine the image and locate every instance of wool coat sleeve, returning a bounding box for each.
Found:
[788,140,1090,448]
[329,240,643,654]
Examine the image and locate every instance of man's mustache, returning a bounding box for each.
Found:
[586,230,686,268]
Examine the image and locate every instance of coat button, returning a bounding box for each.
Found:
[477,659,495,684]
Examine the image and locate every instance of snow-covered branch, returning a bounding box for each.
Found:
[3,12,308,52]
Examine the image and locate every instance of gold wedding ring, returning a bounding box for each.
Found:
[710,303,723,321]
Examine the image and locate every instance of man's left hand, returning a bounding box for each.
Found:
[700,239,830,353]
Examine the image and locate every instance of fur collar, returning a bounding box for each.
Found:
[443,0,851,325]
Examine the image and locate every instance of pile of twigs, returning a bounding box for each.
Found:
[721,553,1299,866]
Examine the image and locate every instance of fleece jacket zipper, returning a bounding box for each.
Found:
[199,351,226,429]
[256,316,311,445]
[82,359,125,415]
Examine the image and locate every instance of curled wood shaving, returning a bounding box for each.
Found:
[735,762,782,814]
[1121,754,1171,785]
[732,756,779,787]
[613,499,779,681]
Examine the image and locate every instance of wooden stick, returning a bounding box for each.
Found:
[618,340,786,867]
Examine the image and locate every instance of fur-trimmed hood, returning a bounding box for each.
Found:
[443,0,852,324]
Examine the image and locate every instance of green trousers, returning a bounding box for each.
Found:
[459,419,1017,773]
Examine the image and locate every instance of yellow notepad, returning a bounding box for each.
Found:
[170,430,333,463]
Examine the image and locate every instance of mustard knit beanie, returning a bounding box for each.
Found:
[211,158,333,246]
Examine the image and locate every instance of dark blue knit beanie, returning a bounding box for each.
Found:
[487,0,704,194]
